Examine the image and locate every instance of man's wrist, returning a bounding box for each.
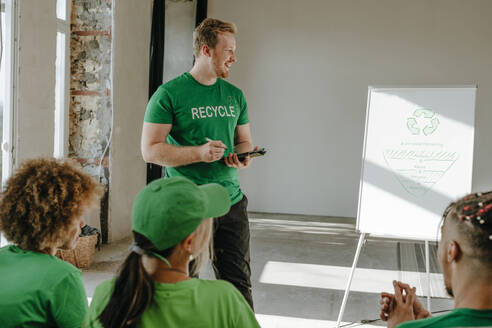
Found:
[191,146,203,163]
[233,142,253,154]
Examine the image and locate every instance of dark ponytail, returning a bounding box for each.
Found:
[98,232,174,328]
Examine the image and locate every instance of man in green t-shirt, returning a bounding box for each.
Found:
[141,18,256,308]
[379,192,492,328]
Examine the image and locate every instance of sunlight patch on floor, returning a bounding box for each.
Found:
[256,314,380,328]
[259,261,448,298]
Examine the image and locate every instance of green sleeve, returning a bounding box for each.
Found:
[396,319,427,328]
[144,86,174,124]
[82,280,114,328]
[51,271,88,328]
[230,288,261,328]
[237,91,249,125]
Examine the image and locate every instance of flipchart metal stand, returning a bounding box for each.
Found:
[335,234,432,328]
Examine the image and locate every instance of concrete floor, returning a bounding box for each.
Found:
[82,213,454,328]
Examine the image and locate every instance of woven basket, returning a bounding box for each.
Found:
[56,234,98,269]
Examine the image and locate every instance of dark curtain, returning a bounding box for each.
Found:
[146,0,165,184]
[146,0,208,184]
[195,0,208,27]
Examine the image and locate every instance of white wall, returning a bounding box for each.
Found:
[16,0,56,163]
[208,0,492,217]
[110,0,150,241]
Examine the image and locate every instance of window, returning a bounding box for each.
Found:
[1,0,16,189]
[0,0,16,246]
[1,1,6,186]
[54,0,70,158]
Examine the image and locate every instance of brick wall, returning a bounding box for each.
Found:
[70,0,112,242]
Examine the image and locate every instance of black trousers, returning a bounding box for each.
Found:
[212,195,254,310]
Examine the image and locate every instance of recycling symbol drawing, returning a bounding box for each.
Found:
[406,109,440,136]
[381,108,456,197]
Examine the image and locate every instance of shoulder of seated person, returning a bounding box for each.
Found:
[197,278,234,288]
[94,278,116,293]
[90,279,117,306]
[50,256,82,275]
[196,279,243,297]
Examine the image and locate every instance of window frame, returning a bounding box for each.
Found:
[54,0,70,158]
[0,0,18,246]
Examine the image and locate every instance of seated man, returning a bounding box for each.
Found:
[380,192,492,327]
[0,158,103,327]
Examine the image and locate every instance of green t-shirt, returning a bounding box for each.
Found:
[397,308,492,328]
[0,245,88,328]
[144,72,250,205]
[83,278,260,328]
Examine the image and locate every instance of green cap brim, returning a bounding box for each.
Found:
[198,183,231,218]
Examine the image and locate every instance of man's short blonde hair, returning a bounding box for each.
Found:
[193,18,236,57]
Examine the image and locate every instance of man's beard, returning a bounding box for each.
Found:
[213,61,229,78]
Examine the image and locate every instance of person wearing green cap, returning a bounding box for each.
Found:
[83,177,260,328]
[141,17,257,308]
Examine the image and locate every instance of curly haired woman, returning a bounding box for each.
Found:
[0,158,103,328]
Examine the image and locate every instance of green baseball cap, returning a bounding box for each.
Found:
[132,176,231,251]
